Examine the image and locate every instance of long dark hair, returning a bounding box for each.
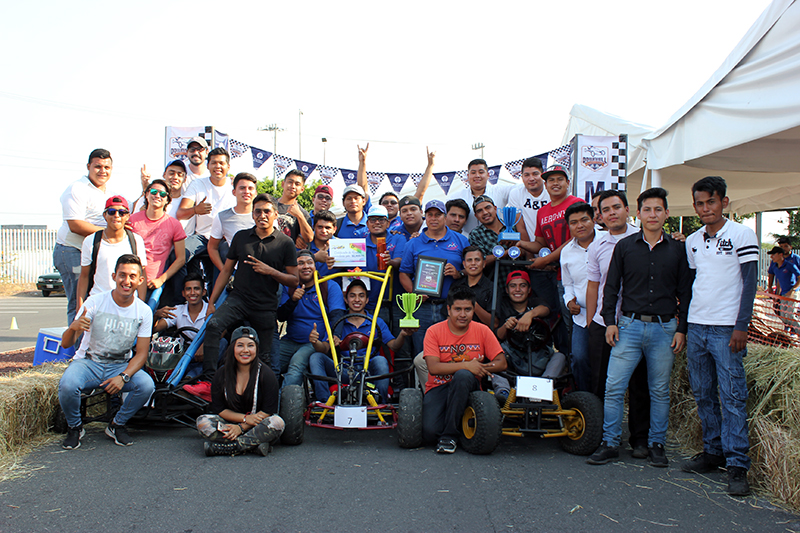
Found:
[221,339,264,412]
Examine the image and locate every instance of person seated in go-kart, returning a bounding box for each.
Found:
[492,270,567,400]
[422,286,507,453]
[308,279,412,402]
[196,326,284,456]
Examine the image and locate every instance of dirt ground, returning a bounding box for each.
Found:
[0,347,34,376]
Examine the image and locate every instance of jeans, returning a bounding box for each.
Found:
[308,353,390,401]
[687,324,750,469]
[603,315,677,447]
[422,369,479,443]
[58,358,155,428]
[280,339,318,388]
[53,243,82,325]
[571,323,590,391]
[196,413,284,447]
[411,301,447,357]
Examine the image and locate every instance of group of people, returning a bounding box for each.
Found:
[54,143,758,496]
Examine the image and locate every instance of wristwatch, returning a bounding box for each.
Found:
[119,372,131,383]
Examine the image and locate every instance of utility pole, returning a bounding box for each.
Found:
[322,137,327,165]
[258,123,283,185]
[298,109,303,159]
[471,142,485,159]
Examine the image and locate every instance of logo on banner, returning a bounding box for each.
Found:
[317,165,339,185]
[341,169,358,186]
[294,160,317,179]
[367,172,385,195]
[274,155,294,178]
[169,137,190,160]
[434,172,455,194]
[486,166,501,185]
[504,159,524,180]
[581,146,608,171]
[386,173,409,193]
[251,147,272,169]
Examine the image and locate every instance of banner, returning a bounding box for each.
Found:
[274,154,294,180]
[230,138,249,158]
[341,169,358,186]
[317,165,339,185]
[294,160,318,179]
[215,131,229,151]
[433,171,456,195]
[504,159,524,180]
[548,145,570,169]
[251,147,272,169]
[573,135,626,203]
[164,126,208,163]
[366,171,385,195]
[486,166,501,185]
[386,172,409,193]
[409,173,423,187]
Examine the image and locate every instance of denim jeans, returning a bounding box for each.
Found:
[58,358,155,428]
[602,315,677,447]
[571,323,590,392]
[53,243,82,325]
[280,339,318,388]
[308,353,390,401]
[687,324,750,469]
[422,369,480,443]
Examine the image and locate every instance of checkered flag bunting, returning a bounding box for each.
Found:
[610,138,627,188]
[455,170,468,186]
[273,154,294,179]
[229,138,249,159]
[409,173,423,186]
[317,165,339,185]
[366,171,385,195]
[504,159,524,180]
[549,144,572,169]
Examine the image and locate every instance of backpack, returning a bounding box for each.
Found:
[86,229,138,295]
[334,216,346,237]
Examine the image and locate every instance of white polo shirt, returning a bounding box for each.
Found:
[561,230,606,328]
[507,184,550,239]
[164,301,209,340]
[447,182,515,235]
[686,219,759,326]
[586,223,639,326]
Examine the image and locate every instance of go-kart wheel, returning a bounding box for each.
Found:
[460,391,503,455]
[279,385,306,446]
[51,404,68,434]
[558,391,603,455]
[397,388,423,448]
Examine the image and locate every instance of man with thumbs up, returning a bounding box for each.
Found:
[58,254,155,450]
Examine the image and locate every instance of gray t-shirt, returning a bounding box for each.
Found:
[73,291,153,363]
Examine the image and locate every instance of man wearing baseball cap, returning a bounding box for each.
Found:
[336,184,371,239]
[309,184,334,228]
[76,195,148,309]
[399,199,470,356]
[468,194,520,279]
[185,136,210,187]
[391,195,425,241]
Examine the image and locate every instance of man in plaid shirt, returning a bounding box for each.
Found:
[468,195,519,280]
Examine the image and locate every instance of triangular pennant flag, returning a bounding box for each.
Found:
[317,165,339,185]
[215,131,229,151]
[548,145,571,169]
[456,170,469,186]
[274,154,294,179]
[341,169,358,186]
[366,171,385,195]
[250,147,272,169]
[230,138,249,159]
[433,171,456,195]
[409,172,423,187]
[504,159,524,180]
[294,159,318,180]
[386,173,410,193]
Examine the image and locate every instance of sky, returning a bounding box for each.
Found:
[0,0,785,236]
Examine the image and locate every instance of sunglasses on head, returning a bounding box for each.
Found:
[105,208,129,217]
[149,188,168,198]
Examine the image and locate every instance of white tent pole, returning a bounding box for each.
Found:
[651,169,662,187]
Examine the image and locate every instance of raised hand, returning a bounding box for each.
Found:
[358,143,369,163]
[71,308,91,333]
[194,196,212,215]
[140,164,151,190]
[291,285,305,302]
[309,323,320,344]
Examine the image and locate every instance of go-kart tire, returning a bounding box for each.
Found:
[52,404,68,434]
[397,388,423,448]
[42,290,51,297]
[279,385,306,446]
[559,391,603,456]
[460,391,503,455]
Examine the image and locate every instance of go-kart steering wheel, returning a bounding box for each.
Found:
[174,326,199,345]
[510,318,551,352]
[331,313,382,357]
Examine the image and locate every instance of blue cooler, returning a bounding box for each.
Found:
[33,327,76,365]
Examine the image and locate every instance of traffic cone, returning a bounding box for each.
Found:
[10,317,19,330]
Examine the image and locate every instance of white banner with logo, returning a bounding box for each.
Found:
[573,135,626,203]
[165,126,208,163]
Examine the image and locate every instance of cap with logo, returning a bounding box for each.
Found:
[105,195,129,211]
[472,194,495,210]
[542,164,571,181]
[342,184,366,199]
[367,205,389,218]
[424,199,446,214]
[230,326,260,346]
[398,196,421,209]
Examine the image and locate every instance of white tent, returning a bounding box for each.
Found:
[566,0,800,216]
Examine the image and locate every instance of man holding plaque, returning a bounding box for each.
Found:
[399,199,469,356]
[468,195,520,279]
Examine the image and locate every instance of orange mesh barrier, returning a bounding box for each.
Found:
[749,290,800,348]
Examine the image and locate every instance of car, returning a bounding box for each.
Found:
[37,272,64,297]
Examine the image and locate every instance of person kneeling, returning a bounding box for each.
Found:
[422,286,507,454]
[196,327,284,456]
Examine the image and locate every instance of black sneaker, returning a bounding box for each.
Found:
[631,444,649,459]
[587,442,619,465]
[62,426,85,450]
[435,438,457,454]
[105,422,133,446]
[681,452,726,473]
[727,466,750,496]
[257,442,273,457]
[647,442,668,468]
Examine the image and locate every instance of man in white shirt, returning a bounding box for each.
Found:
[507,156,550,242]
[561,202,605,392]
[184,136,210,188]
[208,173,257,271]
[54,148,114,325]
[447,158,515,235]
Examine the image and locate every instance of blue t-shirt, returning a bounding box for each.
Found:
[279,280,346,343]
[364,232,407,310]
[335,316,394,360]
[336,214,369,239]
[769,260,800,296]
[785,252,800,270]
[388,217,403,233]
[399,227,469,298]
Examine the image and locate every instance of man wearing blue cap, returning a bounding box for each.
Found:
[399,199,470,356]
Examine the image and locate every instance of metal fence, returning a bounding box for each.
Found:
[0,229,58,283]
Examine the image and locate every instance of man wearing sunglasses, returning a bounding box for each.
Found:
[76,196,148,310]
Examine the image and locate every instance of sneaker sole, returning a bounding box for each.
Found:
[62,429,86,450]
[586,457,618,465]
[648,460,669,468]
[105,427,133,446]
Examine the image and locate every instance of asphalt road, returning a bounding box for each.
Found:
[1,423,797,533]
[0,294,67,352]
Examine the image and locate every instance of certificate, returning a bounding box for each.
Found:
[329,238,367,267]
[413,255,446,297]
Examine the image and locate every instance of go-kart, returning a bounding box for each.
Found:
[279,267,422,448]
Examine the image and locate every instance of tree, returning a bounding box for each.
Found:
[257,178,321,212]
[772,209,800,246]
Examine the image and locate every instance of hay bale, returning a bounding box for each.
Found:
[669,349,703,450]
[751,417,800,511]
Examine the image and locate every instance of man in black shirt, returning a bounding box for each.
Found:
[588,187,692,468]
[203,194,299,381]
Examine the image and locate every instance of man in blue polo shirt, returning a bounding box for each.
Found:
[336,184,370,239]
[364,205,406,315]
[277,250,345,387]
[399,199,470,356]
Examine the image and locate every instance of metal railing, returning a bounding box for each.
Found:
[0,229,58,283]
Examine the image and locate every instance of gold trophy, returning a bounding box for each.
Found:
[396,293,423,328]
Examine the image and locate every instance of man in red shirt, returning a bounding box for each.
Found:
[422,286,507,454]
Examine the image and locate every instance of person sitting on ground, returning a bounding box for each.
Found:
[308,280,411,402]
[58,254,155,449]
[422,286,507,454]
[196,326,285,457]
[491,270,566,400]
[153,272,209,379]
[276,250,345,386]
